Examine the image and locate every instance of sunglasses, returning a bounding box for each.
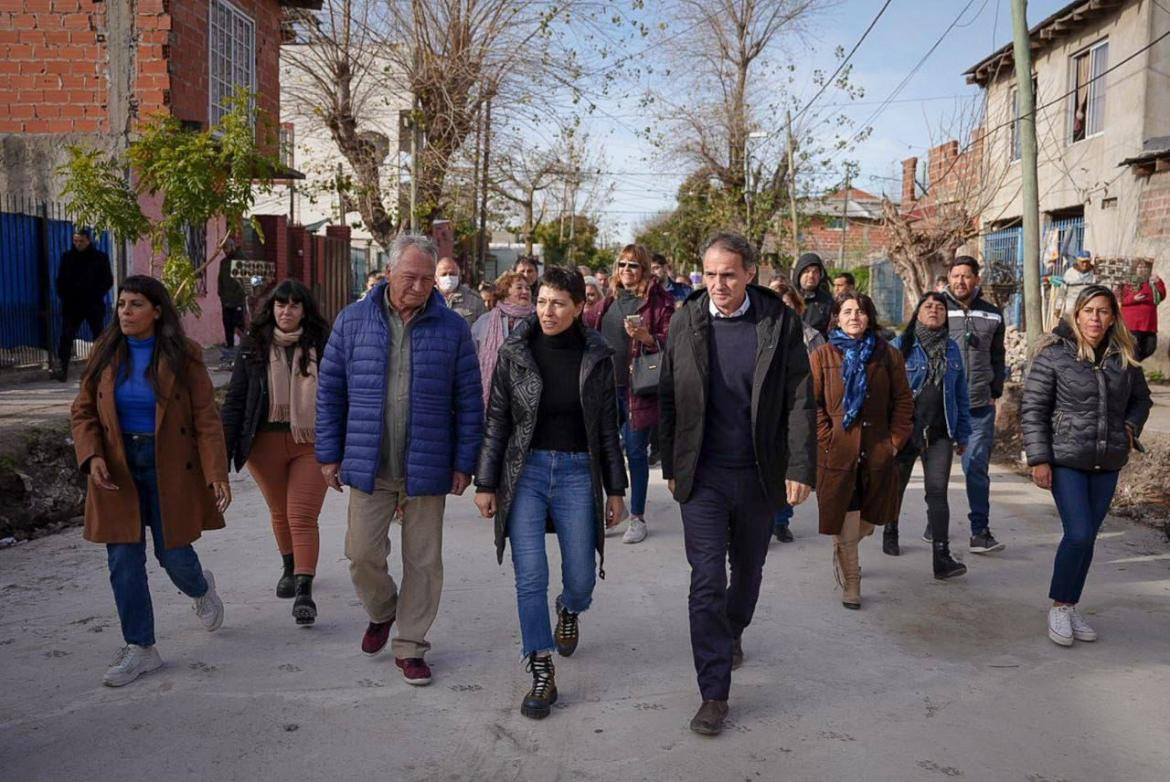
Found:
[616,262,641,270]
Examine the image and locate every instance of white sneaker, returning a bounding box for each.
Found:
[102,644,163,687]
[622,517,648,544]
[1070,608,1098,642]
[1047,605,1074,647]
[193,570,224,632]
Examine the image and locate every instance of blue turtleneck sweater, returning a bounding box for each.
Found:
[115,335,157,434]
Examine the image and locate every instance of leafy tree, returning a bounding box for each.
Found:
[58,93,278,314]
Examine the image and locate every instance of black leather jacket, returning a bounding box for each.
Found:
[1021,323,1151,472]
[475,317,628,569]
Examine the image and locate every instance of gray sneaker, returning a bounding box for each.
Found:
[622,517,647,544]
[969,530,1005,554]
[193,570,224,632]
[103,644,163,687]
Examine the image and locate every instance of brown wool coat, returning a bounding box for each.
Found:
[70,340,229,549]
[810,339,914,535]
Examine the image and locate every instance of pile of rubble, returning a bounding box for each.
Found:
[1004,326,1029,383]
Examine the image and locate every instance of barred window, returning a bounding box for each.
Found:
[209,0,256,126]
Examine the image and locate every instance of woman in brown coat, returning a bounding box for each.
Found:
[71,275,231,688]
[810,293,913,609]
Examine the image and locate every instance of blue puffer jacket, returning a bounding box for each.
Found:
[892,335,972,447]
[315,283,483,495]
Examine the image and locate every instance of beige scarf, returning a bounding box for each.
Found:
[268,327,317,443]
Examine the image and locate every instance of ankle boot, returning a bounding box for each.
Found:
[521,653,558,719]
[932,542,968,580]
[840,540,861,608]
[882,523,901,556]
[292,575,316,625]
[276,553,295,599]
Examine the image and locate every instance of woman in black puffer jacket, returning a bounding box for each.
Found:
[475,266,628,720]
[1021,285,1151,649]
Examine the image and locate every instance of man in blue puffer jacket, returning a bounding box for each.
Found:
[316,234,482,686]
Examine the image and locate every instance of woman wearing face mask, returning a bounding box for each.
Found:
[475,267,628,720]
[595,243,675,544]
[886,293,970,579]
[472,270,536,408]
[1022,285,1150,647]
[70,275,230,687]
[221,279,331,626]
[809,293,913,609]
[435,256,485,325]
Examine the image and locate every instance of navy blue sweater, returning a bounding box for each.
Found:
[699,309,758,469]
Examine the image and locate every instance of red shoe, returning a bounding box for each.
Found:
[361,621,392,656]
[395,657,432,686]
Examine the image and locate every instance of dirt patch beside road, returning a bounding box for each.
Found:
[0,422,85,542]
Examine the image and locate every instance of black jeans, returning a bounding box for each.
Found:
[1133,331,1157,362]
[896,436,955,543]
[222,304,246,348]
[58,301,106,369]
[679,464,772,701]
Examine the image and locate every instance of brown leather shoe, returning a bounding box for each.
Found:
[689,700,729,736]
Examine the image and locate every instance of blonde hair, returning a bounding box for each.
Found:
[611,243,652,297]
[1066,287,1139,367]
[494,270,528,301]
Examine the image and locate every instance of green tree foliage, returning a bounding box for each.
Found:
[534,214,607,269]
[58,92,278,314]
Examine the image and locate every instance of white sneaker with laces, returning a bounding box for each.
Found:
[1070,608,1098,642]
[1047,605,1074,647]
[622,517,647,544]
[103,644,163,687]
[193,569,224,632]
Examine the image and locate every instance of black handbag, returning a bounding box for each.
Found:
[630,344,661,397]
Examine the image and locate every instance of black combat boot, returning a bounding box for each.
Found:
[553,597,579,657]
[276,553,295,599]
[932,542,968,580]
[292,575,316,625]
[882,523,901,556]
[520,654,558,719]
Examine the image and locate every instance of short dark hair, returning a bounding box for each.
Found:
[830,292,881,333]
[834,272,856,287]
[537,266,586,305]
[951,255,980,275]
[74,227,92,239]
[651,252,667,266]
[701,231,757,270]
[514,256,539,271]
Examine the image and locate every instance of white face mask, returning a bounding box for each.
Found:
[438,274,460,293]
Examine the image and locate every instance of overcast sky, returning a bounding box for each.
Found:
[578,0,1072,242]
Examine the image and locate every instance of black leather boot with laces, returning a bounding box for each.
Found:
[521,653,558,719]
[554,597,579,657]
[932,542,967,580]
[276,553,295,599]
[292,575,316,625]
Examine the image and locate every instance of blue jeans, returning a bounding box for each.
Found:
[1049,467,1119,604]
[772,504,793,532]
[507,450,598,657]
[107,434,208,647]
[961,405,997,534]
[617,392,649,517]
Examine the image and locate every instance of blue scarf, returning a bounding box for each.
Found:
[829,329,876,430]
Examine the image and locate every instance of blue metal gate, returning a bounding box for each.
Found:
[0,195,113,371]
[983,226,1023,325]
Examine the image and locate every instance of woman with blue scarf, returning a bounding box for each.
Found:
[809,293,913,609]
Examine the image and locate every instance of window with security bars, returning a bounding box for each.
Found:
[209,0,256,126]
[1070,41,1108,142]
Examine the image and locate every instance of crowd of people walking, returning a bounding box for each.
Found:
[68,229,1152,736]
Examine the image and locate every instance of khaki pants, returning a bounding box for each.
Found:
[345,477,446,659]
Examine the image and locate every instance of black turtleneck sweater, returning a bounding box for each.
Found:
[530,326,589,452]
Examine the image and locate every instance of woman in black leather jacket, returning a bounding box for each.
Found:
[1021,285,1151,648]
[474,267,628,720]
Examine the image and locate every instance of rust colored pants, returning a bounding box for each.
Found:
[246,430,328,576]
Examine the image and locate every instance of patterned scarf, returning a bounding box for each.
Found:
[477,299,535,406]
[268,327,317,443]
[829,328,876,430]
[914,322,948,387]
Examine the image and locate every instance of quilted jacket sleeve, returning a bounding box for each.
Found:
[452,323,484,475]
[315,310,349,465]
[474,356,511,491]
[1125,364,1152,438]
[989,314,1007,398]
[1020,346,1058,466]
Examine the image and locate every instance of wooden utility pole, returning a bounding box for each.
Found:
[786,110,800,265]
[1011,0,1043,346]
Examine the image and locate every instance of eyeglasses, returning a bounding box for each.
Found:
[616,262,641,270]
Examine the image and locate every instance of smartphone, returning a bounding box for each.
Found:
[625,314,642,326]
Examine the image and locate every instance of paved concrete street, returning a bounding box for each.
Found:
[1,463,1168,782]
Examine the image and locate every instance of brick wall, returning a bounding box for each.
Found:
[1137,169,1170,240]
[801,217,891,266]
[0,0,282,139]
[0,0,107,134]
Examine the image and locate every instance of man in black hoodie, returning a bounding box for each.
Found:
[793,252,833,336]
[53,228,113,382]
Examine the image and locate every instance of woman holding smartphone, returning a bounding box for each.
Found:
[595,244,674,544]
